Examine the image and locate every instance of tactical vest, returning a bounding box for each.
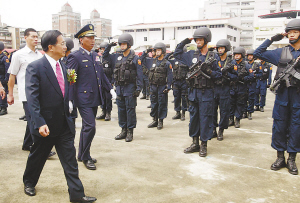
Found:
[0,53,5,75]
[173,61,189,80]
[148,59,168,85]
[188,50,215,89]
[103,59,113,80]
[114,51,137,85]
[261,63,270,80]
[247,61,256,82]
[276,46,300,87]
[215,56,231,86]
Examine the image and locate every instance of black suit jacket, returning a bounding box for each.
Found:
[25,55,75,137]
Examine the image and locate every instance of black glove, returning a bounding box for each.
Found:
[132,90,140,97]
[266,84,270,88]
[163,89,169,94]
[146,48,153,53]
[221,68,227,75]
[202,63,212,75]
[109,42,117,47]
[182,38,192,45]
[271,34,284,42]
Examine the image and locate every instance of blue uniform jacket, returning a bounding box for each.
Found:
[0,53,10,83]
[231,59,254,82]
[67,47,112,108]
[173,40,221,80]
[103,46,143,96]
[144,57,173,90]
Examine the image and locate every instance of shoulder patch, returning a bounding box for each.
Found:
[259,66,262,70]
[138,59,141,65]
[270,67,272,70]
[169,64,172,69]
[249,69,253,73]
[6,59,9,63]
[234,65,237,71]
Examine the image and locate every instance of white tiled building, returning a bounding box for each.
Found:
[119,18,241,52]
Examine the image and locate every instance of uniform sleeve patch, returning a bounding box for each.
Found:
[270,67,272,70]
[249,69,253,73]
[6,59,9,63]
[169,64,172,69]
[234,65,237,71]
[138,59,141,65]
[259,66,262,70]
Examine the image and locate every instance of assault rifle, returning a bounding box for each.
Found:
[186,58,216,80]
[270,57,300,93]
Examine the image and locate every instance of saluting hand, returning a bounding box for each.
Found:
[39,125,50,137]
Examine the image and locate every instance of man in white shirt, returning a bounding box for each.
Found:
[7,28,54,157]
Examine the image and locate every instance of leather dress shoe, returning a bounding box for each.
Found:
[22,146,32,151]
[83,160,96,170]
[71,196,97,203]
[24,186,36,196]
[48,151,56,158]
[19,115,26,120]
[23,116,27,121]
[78,158,97,163]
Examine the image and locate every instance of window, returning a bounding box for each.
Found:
[193,25,207,29]
[136,29,147,32]
[177,26,191,30]
[144,37,147,41]
[124,29,134,33]
[149,28,161,31]
[234,37,236,42]
[210,24,224,28]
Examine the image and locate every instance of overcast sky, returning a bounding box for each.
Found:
[0,0,300,36]
[0,0,205,36]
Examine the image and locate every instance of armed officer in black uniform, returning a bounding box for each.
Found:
[0,42,9,115]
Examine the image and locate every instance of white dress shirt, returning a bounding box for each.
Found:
[8,46,43,102]
[44,54,64,82]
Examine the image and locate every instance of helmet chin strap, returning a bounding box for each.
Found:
[290,36,300,44]
[218,51,225,56]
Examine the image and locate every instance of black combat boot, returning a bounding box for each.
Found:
[271,151,286,171]
[147,104,151,108]
[242,112,248,119]
[212,128,217,138]
[115,128,127,140]
[172,111,181,120]
[254,106,260,111]
[234,118,240,128]
[287,152,298,175]
[140,94,146,99]
[260,107,264,112]
[104,111,111,121]
[157,119,163,130]
[184,137,200,153]
[181,110,185,121]
[0,107,7,115]
[228,116,234,126]
[125,128,133,142]
[199,141,207,157]
[248,112,252,120]
[146,95,150,100]
[148,117,158,128]
[96,110,106,120]
[217,129,224,141]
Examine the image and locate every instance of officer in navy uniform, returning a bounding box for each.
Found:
[174,27,221,157]
[96,41,113,121]
[143,42,173,130]
[228,47,253,128]
[254,59,272,112]
[243,49,261,120]
[140,47,157,108]
[166,47,189,121]
[213,39,237,141]
[253,19,300,175]
[67,24,113,170]
[0,42,10,115]
[103,33,143,142]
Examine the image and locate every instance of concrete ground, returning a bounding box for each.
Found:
[1,86,300,203]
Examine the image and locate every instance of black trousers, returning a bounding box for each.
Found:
[23,120,85,200]
[22,102,33,149]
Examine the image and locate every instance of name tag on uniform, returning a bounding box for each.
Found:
[95,56,100,62]
[82,60,88,62]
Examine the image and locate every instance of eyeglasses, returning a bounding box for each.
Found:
[56,41,66,46]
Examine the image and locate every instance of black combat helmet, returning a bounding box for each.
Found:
[193,27,212,43]
[285,19,300,32]
[246,49,255,55]
[216,39,231,52]
[285,19,300,44]
[118,33,134,46]
[233,47,246,58]
[100,42,109,49]
[153,42,166,54]
[65,38,74,51]
[0,41,4,51]
[19,43,26,49]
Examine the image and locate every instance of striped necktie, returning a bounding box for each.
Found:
[56,62,65,97]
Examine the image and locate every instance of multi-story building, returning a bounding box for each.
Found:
[119,18,241,52]
[82,9,112,40]
[52,3,81,36]
[0,26,20,49]
[199,0,296,49]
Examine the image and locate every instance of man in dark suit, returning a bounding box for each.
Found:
[68,24,114,170]
[23,30,96,202]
